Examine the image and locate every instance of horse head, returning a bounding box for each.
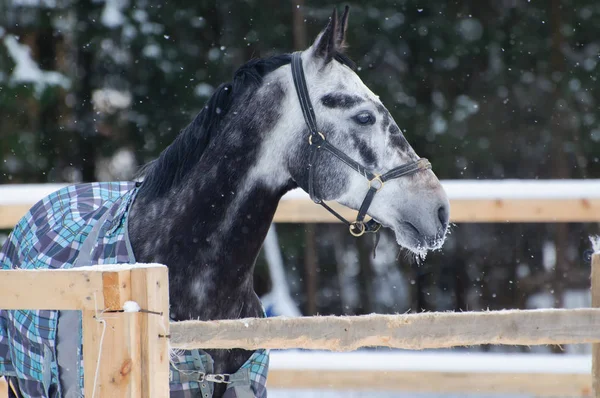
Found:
[264,7,450,254]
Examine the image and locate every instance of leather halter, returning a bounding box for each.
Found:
[290,52,432,237]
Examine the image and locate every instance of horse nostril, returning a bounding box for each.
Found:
[437,205,449,230]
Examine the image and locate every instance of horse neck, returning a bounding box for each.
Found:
[129,127,292,322]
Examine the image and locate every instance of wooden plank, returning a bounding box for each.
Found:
[170,308,600,351]
[83,311,141,398]
[273,198,600,223]
[593,252,600,398]
[447,198,600,223]
[131,266,170,398]
[81,268,144,397]
[3,198,600,229]
[0,204,31,229]
[0,269,107,310]
[102,270,131,311]
[82,310,101,398]
[0,265,160,311]
[0,377,7,398]
[268,370,592,397]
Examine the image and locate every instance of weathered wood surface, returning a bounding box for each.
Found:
[0,268,132,311]
[130,266,170,398]
[170,309,600,351]
[0,265,163,311]
[0,377,7,398]
[82,311,142,397]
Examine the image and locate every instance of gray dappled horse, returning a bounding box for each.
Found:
[0,6,449,398]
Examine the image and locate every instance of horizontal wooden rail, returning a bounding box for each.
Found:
[267,351,593,396]
[0,266,128,311]
[268,369,591,396]
[0,366,592,397]
[3,181,600,228]
[2,199,600,229]
[169,308,600,351]
[0,264,165,311]
[1,354,592,397]
[275,197,600,223]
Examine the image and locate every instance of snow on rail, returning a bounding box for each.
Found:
[2,180,600,205]
[283,179,600,200]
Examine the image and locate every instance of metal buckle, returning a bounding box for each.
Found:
[417,158,431,170]
[205,373,231,384]
[308,132,326,147]
[369,175,384,192]
[349,221,366,237]
[369,222,382,233]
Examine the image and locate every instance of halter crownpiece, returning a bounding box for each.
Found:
[291,52,432,237]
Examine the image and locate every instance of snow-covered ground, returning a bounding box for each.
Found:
[283,179,600,200]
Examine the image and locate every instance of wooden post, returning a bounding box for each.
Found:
[82,311,141,397]
[82,269,142,397]
[0,377,8,398]
[0,265,168,398]
[592,252,600,398]
[131,266,170,398]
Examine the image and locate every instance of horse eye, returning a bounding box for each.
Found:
[353,112,375,125]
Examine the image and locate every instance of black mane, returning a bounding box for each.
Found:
[136,54,292,198]
[136,51,354,198]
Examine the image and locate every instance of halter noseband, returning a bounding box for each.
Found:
[290,52,432,237]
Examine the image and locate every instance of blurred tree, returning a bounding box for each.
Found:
[1,0,599,355]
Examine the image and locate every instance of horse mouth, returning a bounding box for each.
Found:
[392,221,447,254]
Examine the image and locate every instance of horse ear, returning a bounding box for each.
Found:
[309,7,339,64]
[337,5,350,50]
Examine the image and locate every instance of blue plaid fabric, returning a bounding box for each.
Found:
[235,349,268,397]
[0,182,138,397]
[169,348,269,398]
[0,182,270,397]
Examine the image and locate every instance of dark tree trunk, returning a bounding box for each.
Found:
[36,9,60,181]
[303,224,318,315]
[292,0,307,50]
[74,0,98,182]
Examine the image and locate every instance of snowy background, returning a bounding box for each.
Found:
[1,0,600,396]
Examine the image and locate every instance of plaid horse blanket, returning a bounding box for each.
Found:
[0,182,268,398]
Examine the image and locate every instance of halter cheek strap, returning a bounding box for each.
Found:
[291,52,431,237]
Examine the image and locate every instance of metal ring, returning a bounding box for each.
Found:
[369,175,384,192]
[308,132,326,146]
[349,221,366,237]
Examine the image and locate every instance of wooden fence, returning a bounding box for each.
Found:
[1,255,600,397]
[2,181,600,396]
